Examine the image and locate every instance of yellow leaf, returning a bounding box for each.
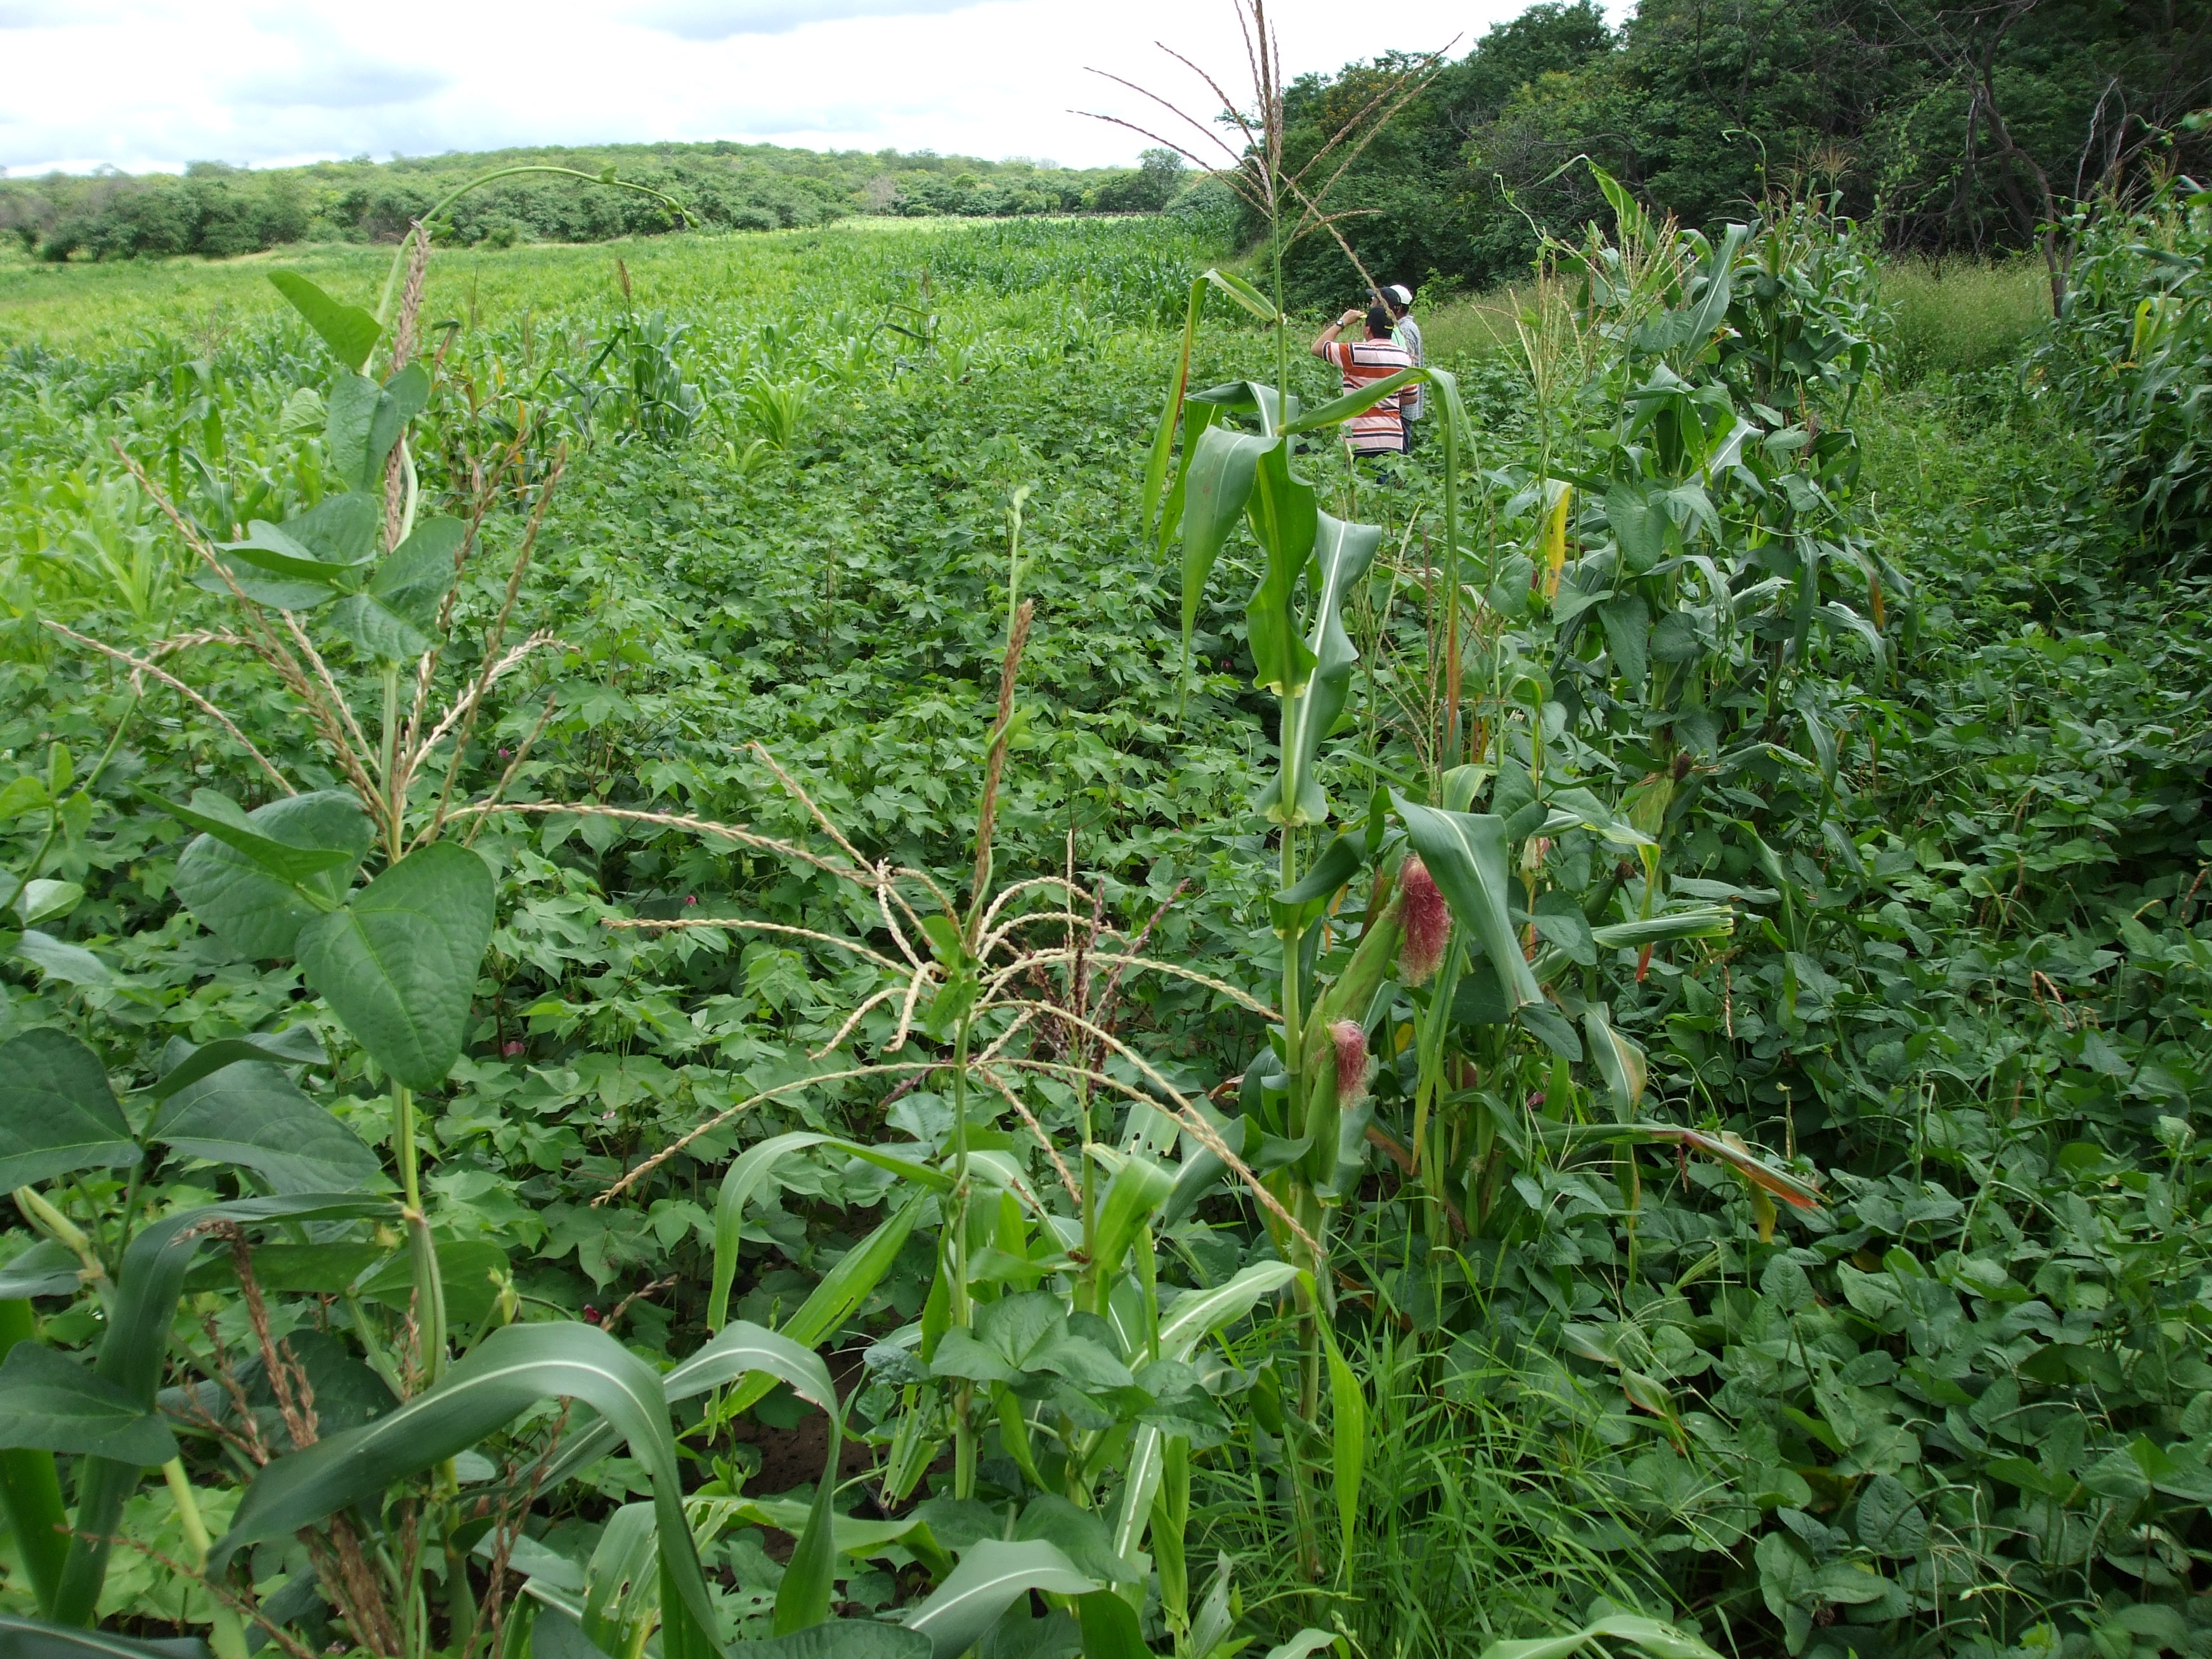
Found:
[1540,484,1572,599]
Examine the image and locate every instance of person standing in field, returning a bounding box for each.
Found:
[1384,283,1424,436]
[1311,300,1414,462]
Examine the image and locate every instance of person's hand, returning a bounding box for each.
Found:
[1339,308,1360,327]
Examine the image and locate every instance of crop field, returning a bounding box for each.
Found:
[0,184,2209,1659]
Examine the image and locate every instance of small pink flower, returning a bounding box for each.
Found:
[1331,1020,1373,1109]
[498,748,512,758]
[582,1305,601,1325]
[685,895,698,906]
[502,1039,525,1058]
[1398,857,1448,985]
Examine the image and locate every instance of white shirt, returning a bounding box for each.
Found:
[1393,314,1425,419]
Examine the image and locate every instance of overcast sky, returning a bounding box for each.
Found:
[0,0,1590,177]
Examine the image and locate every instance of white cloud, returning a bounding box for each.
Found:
[1,0,1551,177]
[636,0,988,41]
[230,59,452,111]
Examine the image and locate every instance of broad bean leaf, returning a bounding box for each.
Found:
[327,363,429,493]
[329,515,465,661]
[149,1060,382,1193]
[0,1029,136,1189]
[297,842,494,1090]
[204,494,380,608]
[270,270,380,371]
[150,788,366,886]
[147,1027,326,1102]
[170,791,373,961]
[1013,1493,1141,1584]
[929,1292,1132,1392]
[0,1239,84,1299]
[13,931,115,987]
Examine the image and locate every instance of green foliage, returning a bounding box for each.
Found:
[2042,175,2212,563]
[0,192,2206,1659]
[1261,0,2211,306]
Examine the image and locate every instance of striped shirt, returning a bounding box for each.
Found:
[1321,337,1413,455]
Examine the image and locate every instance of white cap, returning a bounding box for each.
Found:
[1384,284,1413,306]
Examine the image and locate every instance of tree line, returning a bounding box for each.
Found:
[0,143,1194,263]
[1265,0,2211,309]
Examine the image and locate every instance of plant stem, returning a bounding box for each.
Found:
[381,665,403,862]
[393,1084,447,1389]
[1442,401,1464,767]
[0,1299,67,1618]
[164,1458,249,1659]
[14,1187,108,1298]
[394,1083,422,1214]
[949,1015,976,1499]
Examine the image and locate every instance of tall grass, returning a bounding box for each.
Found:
[1874,256,2048,378]
[1412,259,2050,380]
[1200,1309,1682,1656]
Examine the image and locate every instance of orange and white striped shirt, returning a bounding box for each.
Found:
[1321,338,1413,455]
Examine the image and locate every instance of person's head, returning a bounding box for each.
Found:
[1364,302,1394,338]
[1383,283,1414,318]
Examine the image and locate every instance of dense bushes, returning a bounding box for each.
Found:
[2043,171,2212,564]
[1262,0,2211,307]
[3,164,312,262]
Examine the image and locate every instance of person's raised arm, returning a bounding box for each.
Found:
[1311,308,1362,358]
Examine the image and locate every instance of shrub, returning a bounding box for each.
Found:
[2042,172,2212,563]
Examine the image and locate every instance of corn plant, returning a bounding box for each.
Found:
[1323,178,1896,1292]
[1121,60,1861,1586]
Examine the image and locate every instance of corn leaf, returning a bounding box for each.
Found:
[1393,800,1541,1014]
[901,1539,1096,1659]
[207,1322,725,1651]
[710,1133,944,1331]
[1277,366,1421,435]
[1477,1611,1725,1659]
[1143,277,1207,537]
[51,1194,399,1627]
[1244,438,1320,698]
[1178,424,1273,669]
